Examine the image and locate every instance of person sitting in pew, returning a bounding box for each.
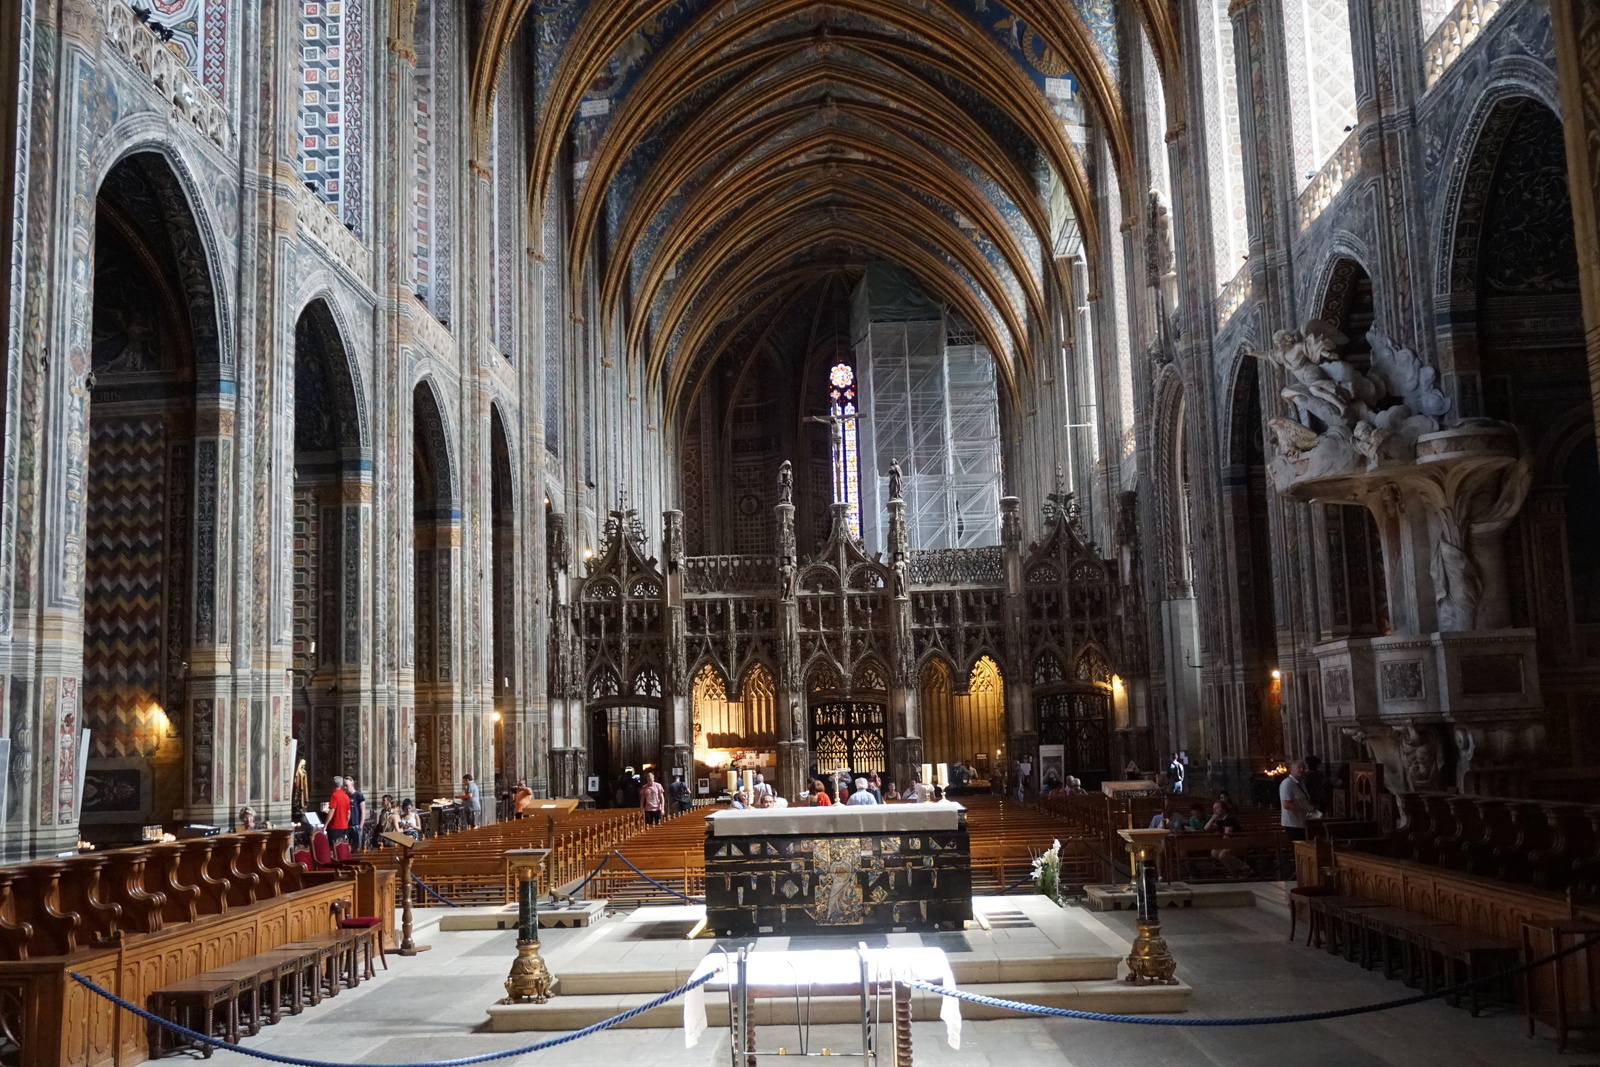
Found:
[396,799,422,840]
[846,777,880,805]
[882,781,901,801]
[1185,804,1206,831]
[1203,800,1240,835]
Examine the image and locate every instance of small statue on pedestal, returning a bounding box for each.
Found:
[888,458,903,501]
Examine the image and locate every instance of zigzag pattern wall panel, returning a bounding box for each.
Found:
[84,420,167,760]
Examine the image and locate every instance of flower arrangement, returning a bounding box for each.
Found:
[1032,838,1064,906]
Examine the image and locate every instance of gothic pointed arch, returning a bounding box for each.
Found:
[82,150,218,829]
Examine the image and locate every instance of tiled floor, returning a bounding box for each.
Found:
[186,895,1590,1066]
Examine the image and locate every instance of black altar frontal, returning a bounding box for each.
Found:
[703,803,973,936]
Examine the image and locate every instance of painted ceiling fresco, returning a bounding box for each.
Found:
[509,0,1132,417]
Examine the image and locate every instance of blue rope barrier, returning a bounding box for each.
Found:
[906,934,1600,1026]
[550,851,613,903]
[411,872,461,908]
[611,852,706,903]
[70,966,721,1067]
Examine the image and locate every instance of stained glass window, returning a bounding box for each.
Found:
[829,361,861,539]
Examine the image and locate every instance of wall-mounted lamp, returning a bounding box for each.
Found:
[1270,669,1282,680]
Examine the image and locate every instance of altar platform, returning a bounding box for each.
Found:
[485,894,1191,1031]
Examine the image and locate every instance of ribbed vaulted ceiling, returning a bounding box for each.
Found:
[470,0,1179,418]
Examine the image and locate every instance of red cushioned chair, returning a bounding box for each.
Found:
[332,899,387,979]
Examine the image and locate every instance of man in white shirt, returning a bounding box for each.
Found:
[845,777,879,805]
[1279,760,1317,841]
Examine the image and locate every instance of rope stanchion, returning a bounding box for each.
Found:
[411,872,461,908]
[70,967,722,1067]
[611,852,706,903]
[907,935,1600,1026]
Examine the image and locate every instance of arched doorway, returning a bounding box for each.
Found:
[81,153,217,838]
[1225,355,1285,769]
[1031,649,1114,787]
[1457,99,1594,768]
[919,656,1005,781]
[412,381,458,802]
[586,663,664,806]
[489,406,516,791]
[290,300,364,796]
[691,662,777,792]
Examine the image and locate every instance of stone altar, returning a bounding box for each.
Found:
[703,803,972,936]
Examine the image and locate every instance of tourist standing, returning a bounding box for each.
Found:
[811,780,832,806]
[325,776,352,852]
[845,777,879,805]
[345,777,367,849]
[752,773,775,803]
[640,771,665,825]
[670,773,691,815]
[459,774,481,828]
[1279,759,1317,841]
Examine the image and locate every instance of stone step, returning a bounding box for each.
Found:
[1082,881,1257,911]
[486,977,1190,1031]
[551,951,1119,995]
[438,901,608,931]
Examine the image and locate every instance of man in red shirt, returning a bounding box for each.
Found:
[326,776,353,851]
[639,771,665,826]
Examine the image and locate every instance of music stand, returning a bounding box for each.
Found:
[382,831,431,954]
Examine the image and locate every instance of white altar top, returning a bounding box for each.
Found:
[683,946,962,1049]
[706,801,965,836]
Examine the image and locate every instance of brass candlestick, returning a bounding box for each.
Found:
[1118,828,1178,986]
[503,866,558,1003]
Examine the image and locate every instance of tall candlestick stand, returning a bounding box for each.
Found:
[1118,828,1177,985]
[503,864,557,1003]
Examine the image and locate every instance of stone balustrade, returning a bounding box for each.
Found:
[105,1,230,150]
[1422,0,1504,90]
[1296,129,1362,232]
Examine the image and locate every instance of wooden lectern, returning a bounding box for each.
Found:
[381,831,431,954]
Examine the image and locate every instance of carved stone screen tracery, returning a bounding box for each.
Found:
[810,701,888,775]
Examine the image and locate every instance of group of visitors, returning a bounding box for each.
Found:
[1041,775,1089,797]
[305,775,424,849]
[1149,797,1241,835]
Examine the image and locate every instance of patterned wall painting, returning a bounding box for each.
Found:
[83,420,167,761]
[299,0,366,232]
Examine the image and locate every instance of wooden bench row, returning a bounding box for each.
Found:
[149,928,384,1059]
[371,808,645,903]
[1297,839,1600,1048]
